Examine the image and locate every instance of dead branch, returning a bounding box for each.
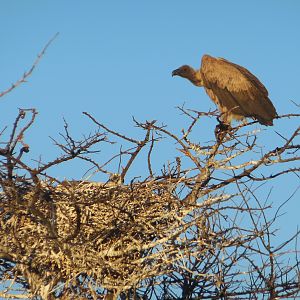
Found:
[0,106,299,299]
[0,33,59,99]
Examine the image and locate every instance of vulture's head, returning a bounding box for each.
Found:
[172,65,194,79]
[172,65,203,86]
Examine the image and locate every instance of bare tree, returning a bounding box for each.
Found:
[0,43,300,299]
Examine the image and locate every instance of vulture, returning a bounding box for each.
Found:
[172,54,277,126]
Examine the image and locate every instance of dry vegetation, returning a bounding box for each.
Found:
[0,106,299,300]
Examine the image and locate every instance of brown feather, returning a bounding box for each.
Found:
[172,54,278,126]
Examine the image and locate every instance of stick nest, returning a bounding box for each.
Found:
[1,178,205,291]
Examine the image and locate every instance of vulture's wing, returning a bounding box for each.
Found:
[200,55,277,124]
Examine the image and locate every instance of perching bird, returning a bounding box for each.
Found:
[172,54,277,126]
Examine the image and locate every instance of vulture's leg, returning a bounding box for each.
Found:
[215,116,231,141]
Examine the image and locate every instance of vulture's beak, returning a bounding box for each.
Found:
[172,69,179,77]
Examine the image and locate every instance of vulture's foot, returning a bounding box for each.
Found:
[215,122,231,141]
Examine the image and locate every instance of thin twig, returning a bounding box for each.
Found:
[0,33,59,98]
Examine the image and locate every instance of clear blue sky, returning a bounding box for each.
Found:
[0,1,299,241]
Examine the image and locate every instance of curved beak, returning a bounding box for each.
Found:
[172,69,179,77]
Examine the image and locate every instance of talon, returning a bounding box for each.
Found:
[215,121,231,141]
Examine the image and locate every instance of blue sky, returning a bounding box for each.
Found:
[0,1,299,243]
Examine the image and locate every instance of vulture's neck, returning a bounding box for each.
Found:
[187,68,204,87]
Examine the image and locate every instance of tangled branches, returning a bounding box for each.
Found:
[0,107,299,299]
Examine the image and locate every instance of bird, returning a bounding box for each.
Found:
[172,54,277,126]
